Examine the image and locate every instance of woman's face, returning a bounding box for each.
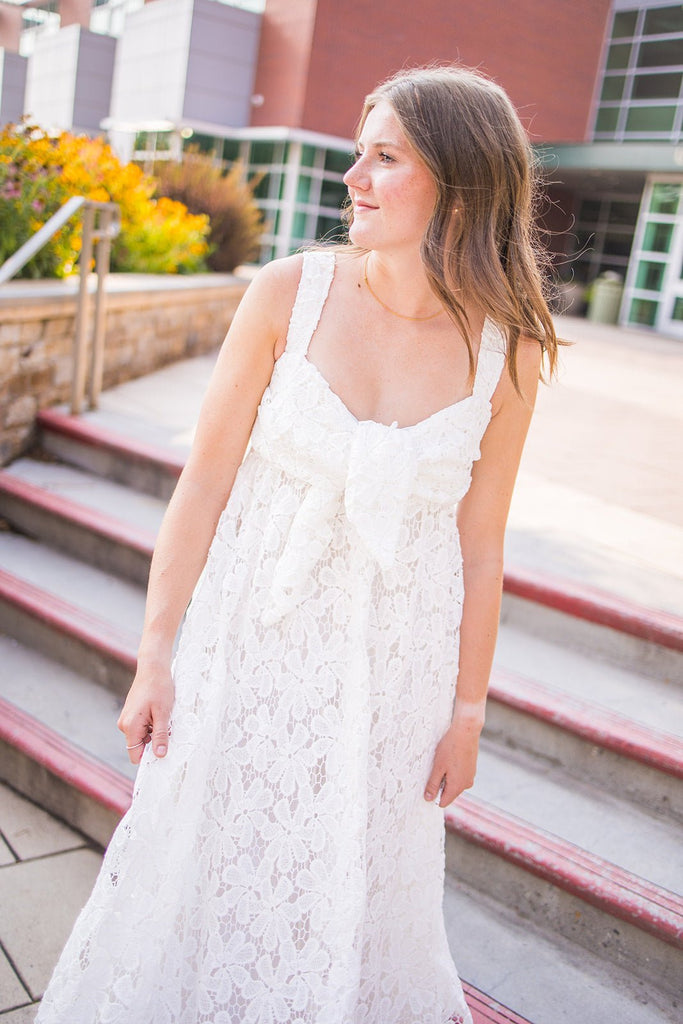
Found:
[343,99,437,254]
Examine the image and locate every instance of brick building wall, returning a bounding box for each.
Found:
[253,0,612,143]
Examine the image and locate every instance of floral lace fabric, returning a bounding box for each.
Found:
[37,251,505,1024]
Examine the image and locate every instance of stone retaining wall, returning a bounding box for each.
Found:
[0,274,249,464]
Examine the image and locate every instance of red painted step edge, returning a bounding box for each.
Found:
[489,668,683,780]
[0,568,137,672]
[446,795,683,948]
[504,566,683,653]
[0,697,133,818]
[37,408,184,479]
[462,982,532,1024]
[0,471,156,557]
[0,703,530,1024]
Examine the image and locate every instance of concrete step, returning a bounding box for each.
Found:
[0,459,163,585]
[37,408,183,501]
[446,878,679,1024]
[445,797,682,1001]
[0,569,135,696]
[487,668,683,823]
[500,572,682,684]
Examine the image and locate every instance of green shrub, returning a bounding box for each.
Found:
[154,154,263,272]
[0,121,210,278]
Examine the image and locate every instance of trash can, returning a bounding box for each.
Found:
[587,272,624,325]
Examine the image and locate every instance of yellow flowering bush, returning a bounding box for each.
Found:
[0,122,210,277]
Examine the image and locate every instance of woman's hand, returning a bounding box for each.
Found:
[423,702,486,807]
[117,659,175,765]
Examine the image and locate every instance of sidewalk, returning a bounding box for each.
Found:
[0,783,101,1020]
[83,311,683,616]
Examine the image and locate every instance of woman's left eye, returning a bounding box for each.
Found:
[378,151,395,164]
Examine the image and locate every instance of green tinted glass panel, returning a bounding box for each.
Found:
[603,231,633,257]
[608,201,640,226]
[613,10,637,37]
[292,211,307,237]
[672,297,683,320]
[250,172,271,200]
[222,139,241,162]
[301,144,316,167]
[320,178,347,208]
[625,105,676,131]
[642,220,674,252]
[324,149,353,174]
[607,43,632,69]
[650,182,681,214]
[637,40,683,67]
[578,199,602,222]
[635,260,666,291]
[632,72,682,99]
[596,107,620,131]
[296,174,312,203]
[629,297,659,325]
[643,5,683,35]
[601,75,626,100]
[250,141,275,164]
[316,214,344,240]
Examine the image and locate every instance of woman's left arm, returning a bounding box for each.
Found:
[424,336,543,807]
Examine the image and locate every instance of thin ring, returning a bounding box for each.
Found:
[126,740,146,749]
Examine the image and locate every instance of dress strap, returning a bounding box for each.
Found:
[284,249,336,356]
[473,318,507,404]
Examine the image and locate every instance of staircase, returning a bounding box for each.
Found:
[0,407,680,1024]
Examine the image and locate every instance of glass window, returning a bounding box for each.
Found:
[672,297,683,320]
[292,211,308,238]
[316,214,344,240]
[607,42,632,69]
[625,105,676,132]
[635,260,666,291]
[603,231,634,258]
[643,5,683,36]
[595,107,620,132]
[296,175,312,203]
[250,172,272,200]
[320,178,347,209]
[629,297,659,326]
[650,182,681,215]
[613,10,638,37]
[637,39,683,67]
[324,149,353,174]
[642,220,674,252]
[601,75,626,101]
[609,201,640,226]
[250,141,276,164]
[632,71,682,99]
[223,139,241,162]
[578,199,602,222]
[301,145,317,168]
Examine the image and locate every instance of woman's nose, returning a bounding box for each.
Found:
[343,157,368,190]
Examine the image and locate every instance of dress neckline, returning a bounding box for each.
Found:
[297,251,499,433]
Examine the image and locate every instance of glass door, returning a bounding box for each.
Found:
[623,177,683,337]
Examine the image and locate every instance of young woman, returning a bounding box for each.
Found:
[37,65,558,1024]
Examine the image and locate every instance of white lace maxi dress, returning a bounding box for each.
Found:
[36,250,506,1024]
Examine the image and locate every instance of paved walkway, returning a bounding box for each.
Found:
[0,783,101,1019]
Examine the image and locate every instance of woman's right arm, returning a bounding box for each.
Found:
[118,256,302,763]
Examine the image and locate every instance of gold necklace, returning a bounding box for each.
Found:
[363,255,443,322]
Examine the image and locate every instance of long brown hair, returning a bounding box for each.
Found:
[343,65,560,388]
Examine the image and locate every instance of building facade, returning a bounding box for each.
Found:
[0,0,682,334]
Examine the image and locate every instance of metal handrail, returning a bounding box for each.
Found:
[0,197,121,414]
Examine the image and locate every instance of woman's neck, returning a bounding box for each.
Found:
[364,250,443,321]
